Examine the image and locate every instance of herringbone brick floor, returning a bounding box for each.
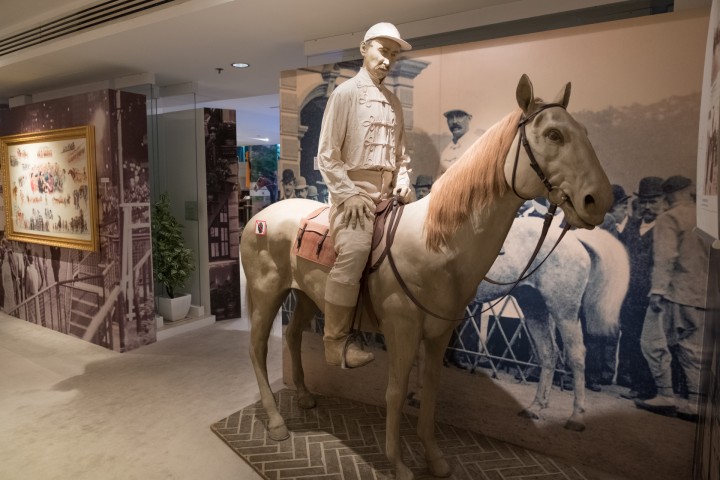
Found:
[211,389,590,480]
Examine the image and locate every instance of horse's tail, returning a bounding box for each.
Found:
[573,228,629,336]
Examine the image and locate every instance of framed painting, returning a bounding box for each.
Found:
[1,126,99,251]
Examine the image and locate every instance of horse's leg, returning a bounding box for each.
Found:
[249,288,291,441]
[519,314,558,421]
[384,320,422,480]
[418,332,454,478]
[406,343,424,408]
[556,315,587,431]
[285,290,318,409]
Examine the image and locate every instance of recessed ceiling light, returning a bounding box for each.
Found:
[232,62,250,68]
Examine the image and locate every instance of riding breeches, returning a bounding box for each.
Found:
[324,169,394,307]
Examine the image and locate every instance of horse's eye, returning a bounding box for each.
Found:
[546,129,564,144]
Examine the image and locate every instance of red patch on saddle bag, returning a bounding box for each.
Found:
[293,207,337,268]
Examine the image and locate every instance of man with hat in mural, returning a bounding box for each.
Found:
[616,176,665,400]
[413,174,433,200]
[317,22,413,368]
[437,108,483,177]
[307,185,319,202]
[280,168,296,200]
[636,175,709,419]
[294,176,309,199]
[599,184,631,237]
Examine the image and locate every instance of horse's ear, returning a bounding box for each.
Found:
[553,82,571,108]
[516,74,534,113]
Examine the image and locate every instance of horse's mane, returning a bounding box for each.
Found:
[424,108,523,251]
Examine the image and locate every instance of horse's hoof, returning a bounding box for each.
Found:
[394,466,415,480]
[518,409,540,420]
[267,423,290,441]
[297,393,316,409]
[427,456,452,477]
[564,420,586,432]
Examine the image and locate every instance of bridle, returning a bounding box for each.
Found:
[511,102,570,206]
[484,102,573,286]
[371,103,574,323]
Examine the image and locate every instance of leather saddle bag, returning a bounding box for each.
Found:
[293,207,337,267]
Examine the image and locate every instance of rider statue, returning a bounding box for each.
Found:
[317,22,413,368]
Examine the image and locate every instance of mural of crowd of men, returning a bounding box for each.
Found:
[279,168,327,203]
[418,109,708,422]
[515,177,701,414]
[0,240,60,312]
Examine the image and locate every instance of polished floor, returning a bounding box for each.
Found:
[0,311,633,480]
[0,312,280,480]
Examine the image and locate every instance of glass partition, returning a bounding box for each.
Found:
[121,85,204,311]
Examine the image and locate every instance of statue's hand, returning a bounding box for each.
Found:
[341,194,375,229]
[395,186,412,204]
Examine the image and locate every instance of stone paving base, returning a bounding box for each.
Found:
[211,388,591,480]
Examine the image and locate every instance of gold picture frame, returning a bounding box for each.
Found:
[1,126,99,251]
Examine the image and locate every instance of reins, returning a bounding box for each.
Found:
[482,210,570,287]
[368,103,572,323]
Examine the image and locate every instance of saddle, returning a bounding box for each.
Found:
[292,198,398,269]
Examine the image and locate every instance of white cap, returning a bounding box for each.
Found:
[363,22,412,51]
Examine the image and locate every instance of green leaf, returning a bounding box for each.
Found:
[151,192,196,298]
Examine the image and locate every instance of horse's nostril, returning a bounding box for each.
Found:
[584,194,596,209]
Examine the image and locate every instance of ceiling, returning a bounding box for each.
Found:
[0,0,708,144]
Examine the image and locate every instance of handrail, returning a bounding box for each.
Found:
[81,286,122,342]
[134,249,152,277]
[7,273,107,316]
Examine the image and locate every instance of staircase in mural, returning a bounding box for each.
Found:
[66,249,107,342]
[67,282,103,338]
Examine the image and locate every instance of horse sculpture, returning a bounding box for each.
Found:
[241,74,613,480]
[445,216,629,431]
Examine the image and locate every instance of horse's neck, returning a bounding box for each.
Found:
[446,192,525,293]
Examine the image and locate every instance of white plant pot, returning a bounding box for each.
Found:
[157,294,192,322]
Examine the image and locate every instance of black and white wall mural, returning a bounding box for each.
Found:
[277,10,714,480]
[0,90,154,352]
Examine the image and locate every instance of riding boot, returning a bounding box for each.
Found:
[677,393,700,421]
[635,387,676,415]
[323,302,374,368]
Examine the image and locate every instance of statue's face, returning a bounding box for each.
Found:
[361,38,401,82]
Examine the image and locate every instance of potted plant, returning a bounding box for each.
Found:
[152,192,195,322]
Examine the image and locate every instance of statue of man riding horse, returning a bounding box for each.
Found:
[241,21,613,480]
